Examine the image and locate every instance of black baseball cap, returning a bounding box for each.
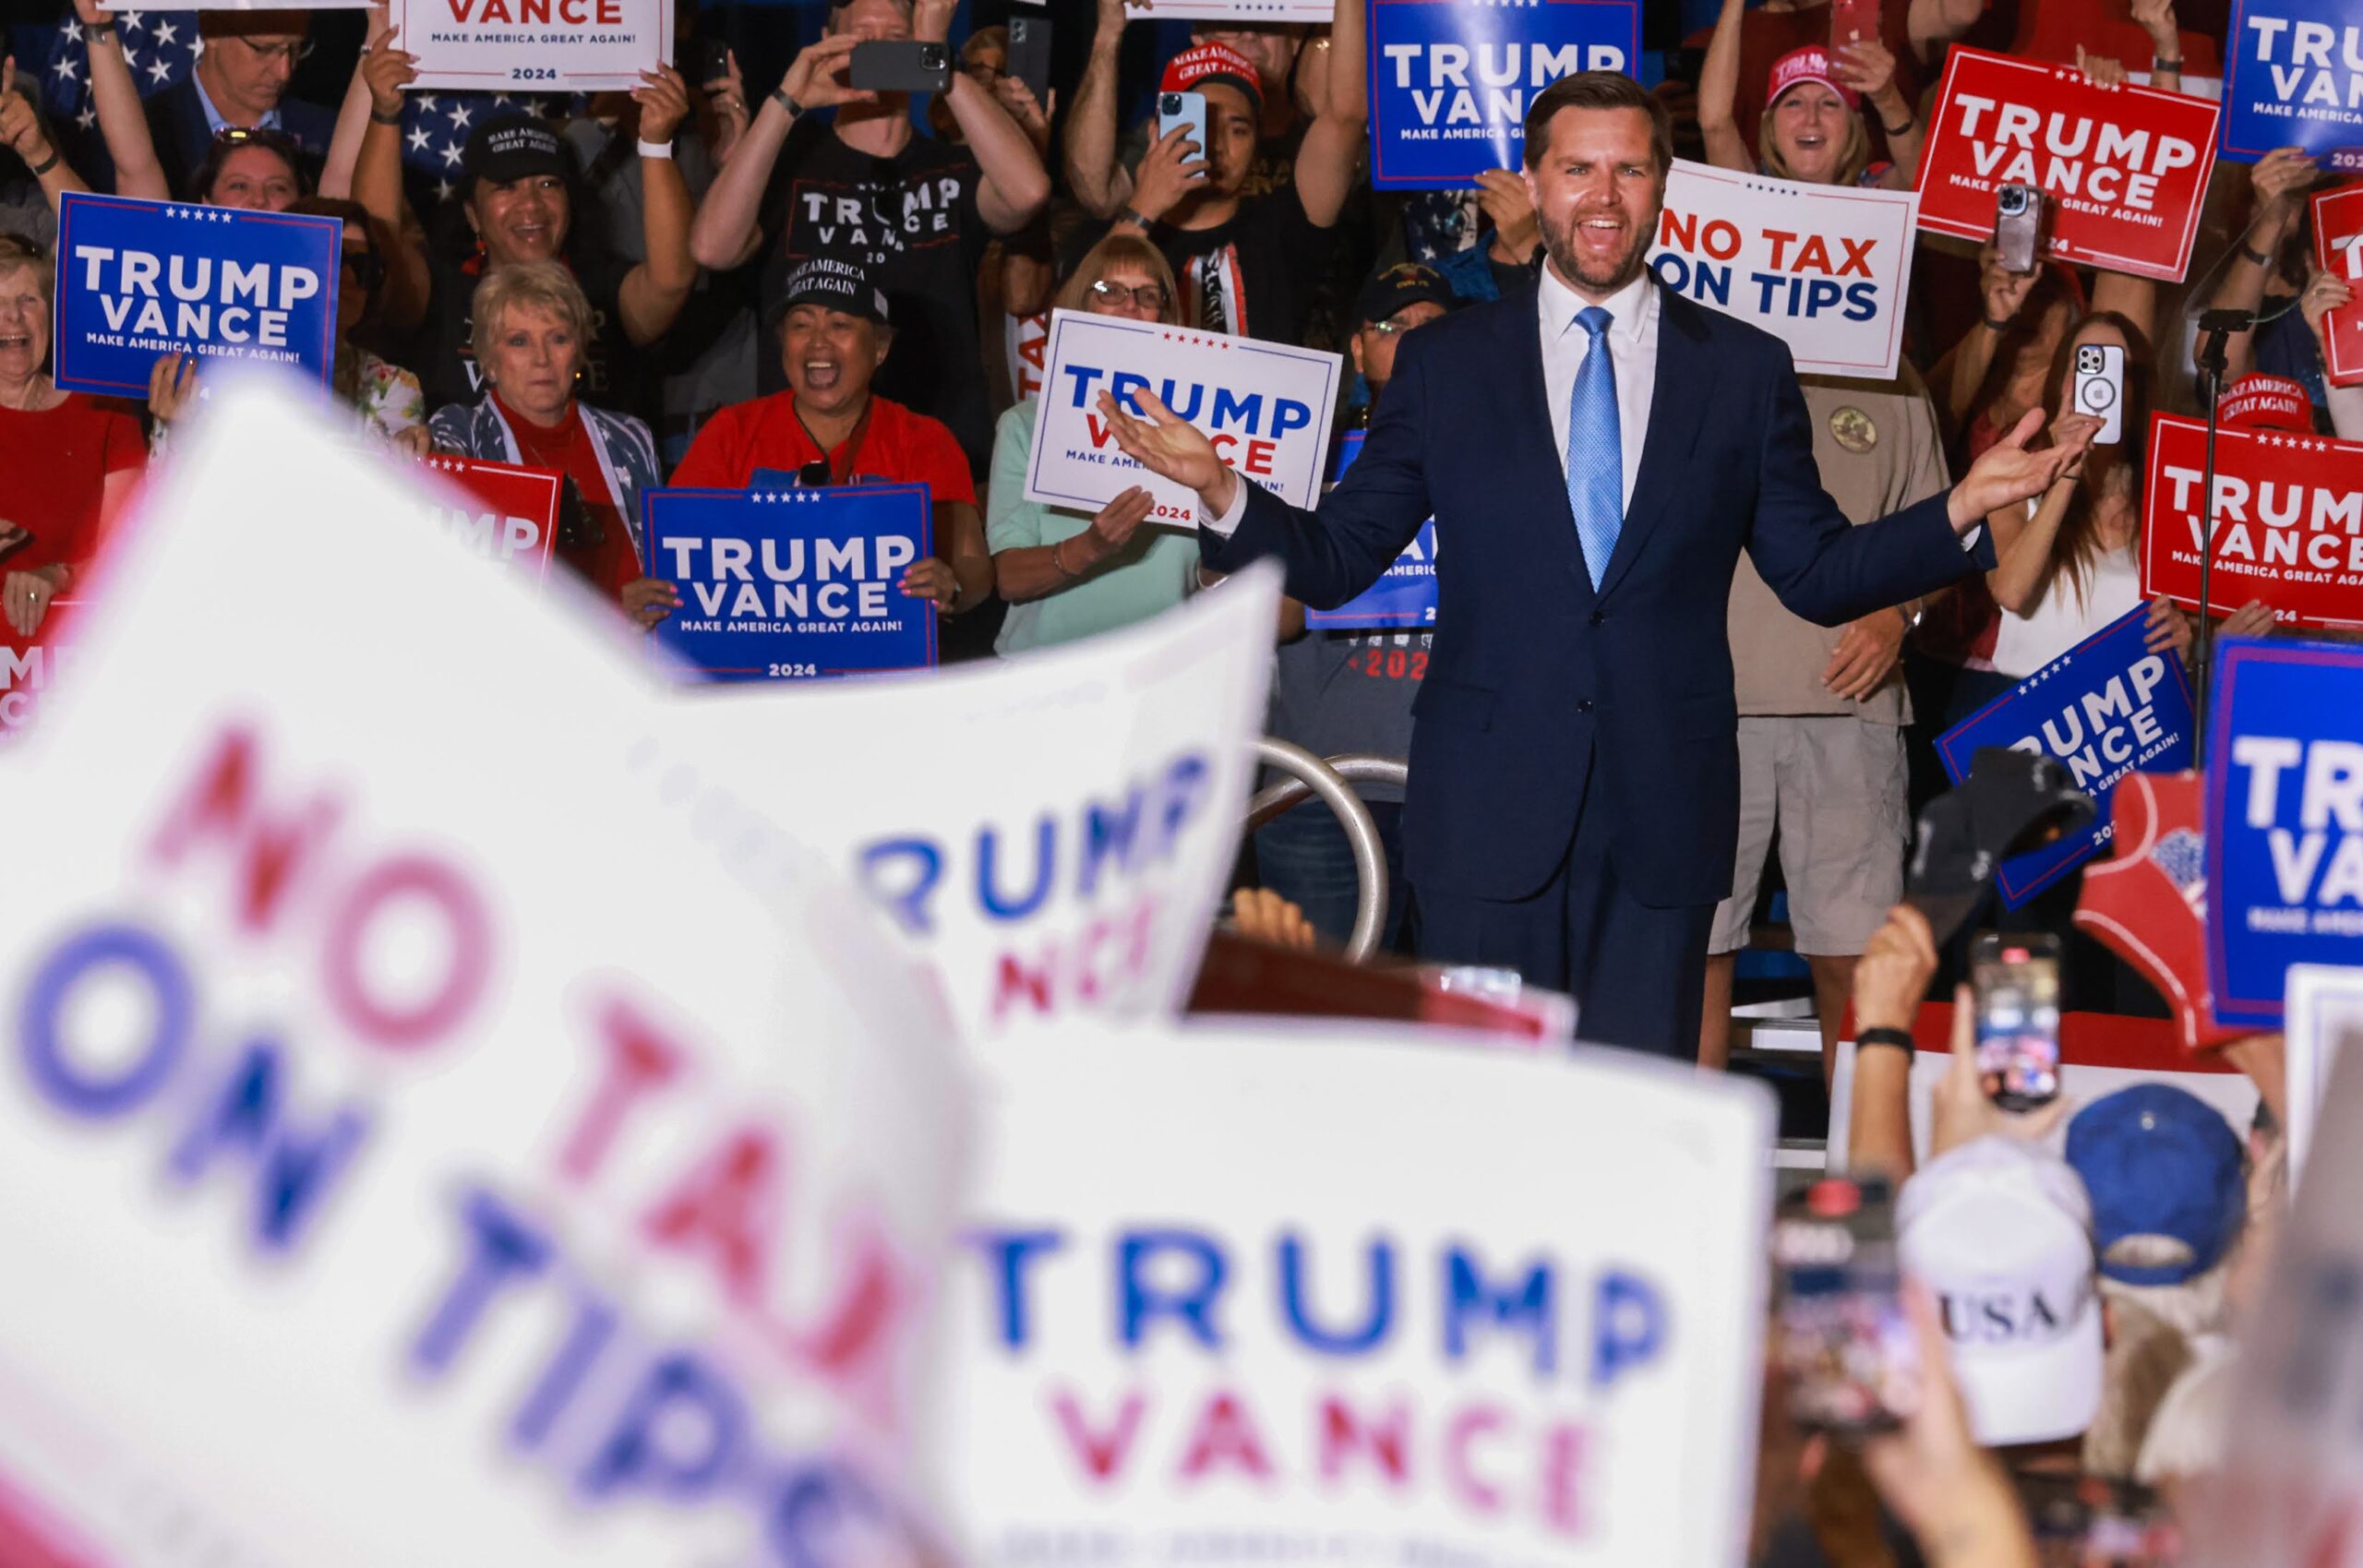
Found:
[463,116,572,189]
[1904,748,2094,941]
[774,257,891,325]
[1357,262,1457,328]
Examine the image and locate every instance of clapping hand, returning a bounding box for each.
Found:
[1949,408,2095,530]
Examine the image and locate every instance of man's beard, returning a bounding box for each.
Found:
[1542,206,1656,296]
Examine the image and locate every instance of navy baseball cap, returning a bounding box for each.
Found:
[2065,1085,2247,1287]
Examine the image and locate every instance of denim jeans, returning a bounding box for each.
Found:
[1253,799,1408,952]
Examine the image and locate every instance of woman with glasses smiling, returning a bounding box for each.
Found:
[987,233,1207,655]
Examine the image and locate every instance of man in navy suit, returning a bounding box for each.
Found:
[1098,72,2089,1058]
[75,9,335,197]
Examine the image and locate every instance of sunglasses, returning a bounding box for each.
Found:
[342,247,385,292]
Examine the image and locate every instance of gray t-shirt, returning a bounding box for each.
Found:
[1265,629,1430,804]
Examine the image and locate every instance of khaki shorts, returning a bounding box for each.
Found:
[1709,715,1909,958]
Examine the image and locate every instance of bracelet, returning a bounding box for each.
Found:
[369,106,402,126]
[84,21,114,39]
[1053,538,1081,579]
[1878,113,1914,138]
[27,148,59,177]
[769,86,802,117]
[1857,1025,1916,1054]
[1982,314,2014,330]
[2238,240,2275,267]
[1115,205,1154,231]
[635,138,675,160]
[2153,54,2183,72]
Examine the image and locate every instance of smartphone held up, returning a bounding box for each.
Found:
[1973,933,2062,1112]
[1995,182,2045,274]
[1773,1176,1923,1437]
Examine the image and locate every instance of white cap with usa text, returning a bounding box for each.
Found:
[1898,1135,2105,1447]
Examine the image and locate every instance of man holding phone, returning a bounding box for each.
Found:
[689,0,1051,478]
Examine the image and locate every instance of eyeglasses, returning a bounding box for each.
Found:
[229,36,315,64]
[1364,317,1426,337]
[1089,279,1170,310]
[342,248,386,292]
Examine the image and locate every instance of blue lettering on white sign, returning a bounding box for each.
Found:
[53,191,341,396]
[1307,428,1440,629]
[2222,0,2363,163]
[1366,0,1640,189]
[2205,637,2363,1025]
[1937,604,2195,906]
[640,484,937,681]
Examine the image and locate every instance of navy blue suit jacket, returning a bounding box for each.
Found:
[71,78,335,198]
[1203,279,1996,908]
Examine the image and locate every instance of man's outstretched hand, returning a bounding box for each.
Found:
[1947,408,2097,533]
[1096,388,1239,516]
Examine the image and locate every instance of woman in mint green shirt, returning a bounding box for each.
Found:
[990,233,1205,653]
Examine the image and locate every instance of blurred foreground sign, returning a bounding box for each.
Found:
[0,383,968,1568]
[933,1021,1774,1567]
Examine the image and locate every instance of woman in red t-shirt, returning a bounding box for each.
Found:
[671,259,994,622]
[425,262,676,627]
[0,235,146,644]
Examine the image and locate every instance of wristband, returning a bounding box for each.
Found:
[1982,314,2015,331]
[2238,240,2275,267]
[1878,113,1914,138]
[769,86,802,117]
[1116,205,1154,231]
[1857,1025,1916,1054]
[2153,54,2183,72]
[84,21,114,39]
[369,106,402,126]
[27,148,59,177]
[636,138,675,160]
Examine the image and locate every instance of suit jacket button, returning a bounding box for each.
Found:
[1589,611,1604,626]
[1577,699,1594,713]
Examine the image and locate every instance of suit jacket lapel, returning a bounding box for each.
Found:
[1493,281,1597,593]
[1596,281,1709,601]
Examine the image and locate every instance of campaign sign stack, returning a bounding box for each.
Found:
[390,0,668,89]
[1026,310,1341,524]
[935,1018,1774,1568]
[1649,161,1919,379]
[1306,429,1438,629]
[2141,413,2363,629]
[1365,0,1638,188]
[52,192,340,396]
[1937,604,2196,905]
[2206,638,2363,1028]
[1913,47,2219,281]
[2221,0,2363,165]
[641,484,935,681]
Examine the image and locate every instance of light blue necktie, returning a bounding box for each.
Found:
[1565,305,1622,590]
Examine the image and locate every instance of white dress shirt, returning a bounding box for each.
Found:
[1539,263,1654,512]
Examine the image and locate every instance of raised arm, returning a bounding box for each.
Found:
[1291,0,1367,228]
[1836,38,1923,188]
[354,29,429,332]
[919,0,1050,234]
[2210,147,2316,383]
[617,68,697,346]
[319,1,390,198]
[1696,0,1752,174]
[0,64,90,211]
[1063,0,1134,220]
[72,0,165,199]
[688,34,870,271]
[1929,246,2035,439]
[1845,904,1938,1179]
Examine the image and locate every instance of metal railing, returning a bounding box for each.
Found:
[1243,745,1408,964]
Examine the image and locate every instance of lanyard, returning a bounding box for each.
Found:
[795,396,874,485]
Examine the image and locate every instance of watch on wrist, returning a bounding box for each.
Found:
[1116,205,1154,231]
[27,147,60,177]
[636,137,676,160]
[770,86,803,117]
[369,106,402,126]
[2238,239,2275,267]
[2153,54,2183,72]
[85,21,114,39]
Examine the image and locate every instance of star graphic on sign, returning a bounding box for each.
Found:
[439,141,463,167]
[406,126,431,152]
[147,57,172,85]
[448,102,473,128]
[492,94,512,108]
[151,18,177,46]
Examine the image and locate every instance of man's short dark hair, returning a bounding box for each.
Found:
[1522,72,1673,178]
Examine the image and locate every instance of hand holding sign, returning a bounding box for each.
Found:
[630,65,690,142]
[1949,408,2096,530]
[2304,269,2352,362]
[1097,386,1233,509]
[364,25,416,117]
